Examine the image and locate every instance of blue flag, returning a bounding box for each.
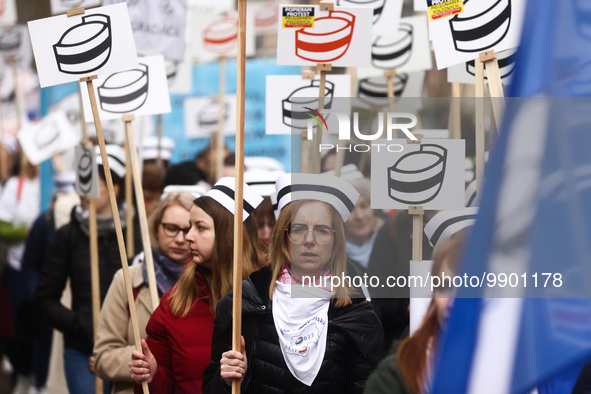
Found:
[431,0,591,393]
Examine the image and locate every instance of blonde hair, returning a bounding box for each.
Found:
[169,196,266,318]
[268,200,352,307]
[147,191,194,249]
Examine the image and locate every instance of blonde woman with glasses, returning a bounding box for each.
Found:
[93,191,195,394]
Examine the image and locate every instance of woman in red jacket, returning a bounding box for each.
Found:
[129,178,266,393]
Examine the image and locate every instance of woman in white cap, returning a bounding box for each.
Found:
[203,173,384,393]
[93,191,195,394]
[34,145,141,394]
[129,178,266,393]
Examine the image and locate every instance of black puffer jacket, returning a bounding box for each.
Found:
[34,207,142,354]
[203,265,384,394]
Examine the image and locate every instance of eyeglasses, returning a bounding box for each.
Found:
[161,223,191,238]
[286,225,335,245]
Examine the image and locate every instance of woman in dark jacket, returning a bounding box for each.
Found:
[203,173,384,393]
[34,145,141,394]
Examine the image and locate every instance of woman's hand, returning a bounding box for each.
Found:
[129,339,157,384]
[220,336,247,386]
[88,356,95,374]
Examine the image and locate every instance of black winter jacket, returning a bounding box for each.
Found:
[202,265,385,394]
[34,207,142,354]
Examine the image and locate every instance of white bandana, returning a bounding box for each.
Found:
[272,281,333,386]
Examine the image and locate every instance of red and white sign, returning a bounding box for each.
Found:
[277,4,372,67]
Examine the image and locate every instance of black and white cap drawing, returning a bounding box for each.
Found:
[387,144,448,205]
[371,23,413,70]
[282,80,334,130]
[198,100,230,130]
[0,27,21,52]
[424,207,478,248]
[275,173,360,222]
[97,62,149,113]
[357,74,408,107]
[74,145,99,198]
[205,176,264,220]
[35,121,61,151]
[337,0,386,24]
[165,60,179,85]
[18,111,79,165]
[53,14,112,74]
[449,0,512,53]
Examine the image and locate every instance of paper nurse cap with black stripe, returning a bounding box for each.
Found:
[424,208,478,249]
[205,177,264,221]
[95,145,126,178]
[275,173,360,222]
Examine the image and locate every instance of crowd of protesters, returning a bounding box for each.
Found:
[0,136,475,394]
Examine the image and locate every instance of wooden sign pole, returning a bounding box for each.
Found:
[232,0,247,393]
[315,63,332,174]
[124,134,134,259]
[313,0,335,174]
[214,56,227,183]
[78,86,88,142]
[479,50,505,127]
[88,194,102,394]
[156,114,163,168]
[474,57,485,195]
[81,75,149,394]
[409,205,424,262]
[10,57,21,133]
[123,114,159,311]
[300,69,315,174]
[408,135,424,262]
[449,82,462,139]
[385,69,397,113]
[63,9,106,393]
[334,67,356,176]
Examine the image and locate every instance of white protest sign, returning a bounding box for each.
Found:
[370,139,465,210]
[414,0,427,12]
[249,0,281,34]
[191,10,255,62]
[0,0,17,26]
[102,0,187,62]
[265,74,351,135]
[354,67,425,111]
[447,47,517,85]
[371,15,432,73]
[48,90,153,145]
[74,145,100,198]
[186,0,234,48]
[184,95,237,138]
[337,0,403,37]
[50,0,101,15]
[28,3,138,87]
[79,55,171,121]
[430,0,526,69]
[165,59,193,94]
[277,5,373,67]
[0,26,33,70]
[17,111,80,165]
